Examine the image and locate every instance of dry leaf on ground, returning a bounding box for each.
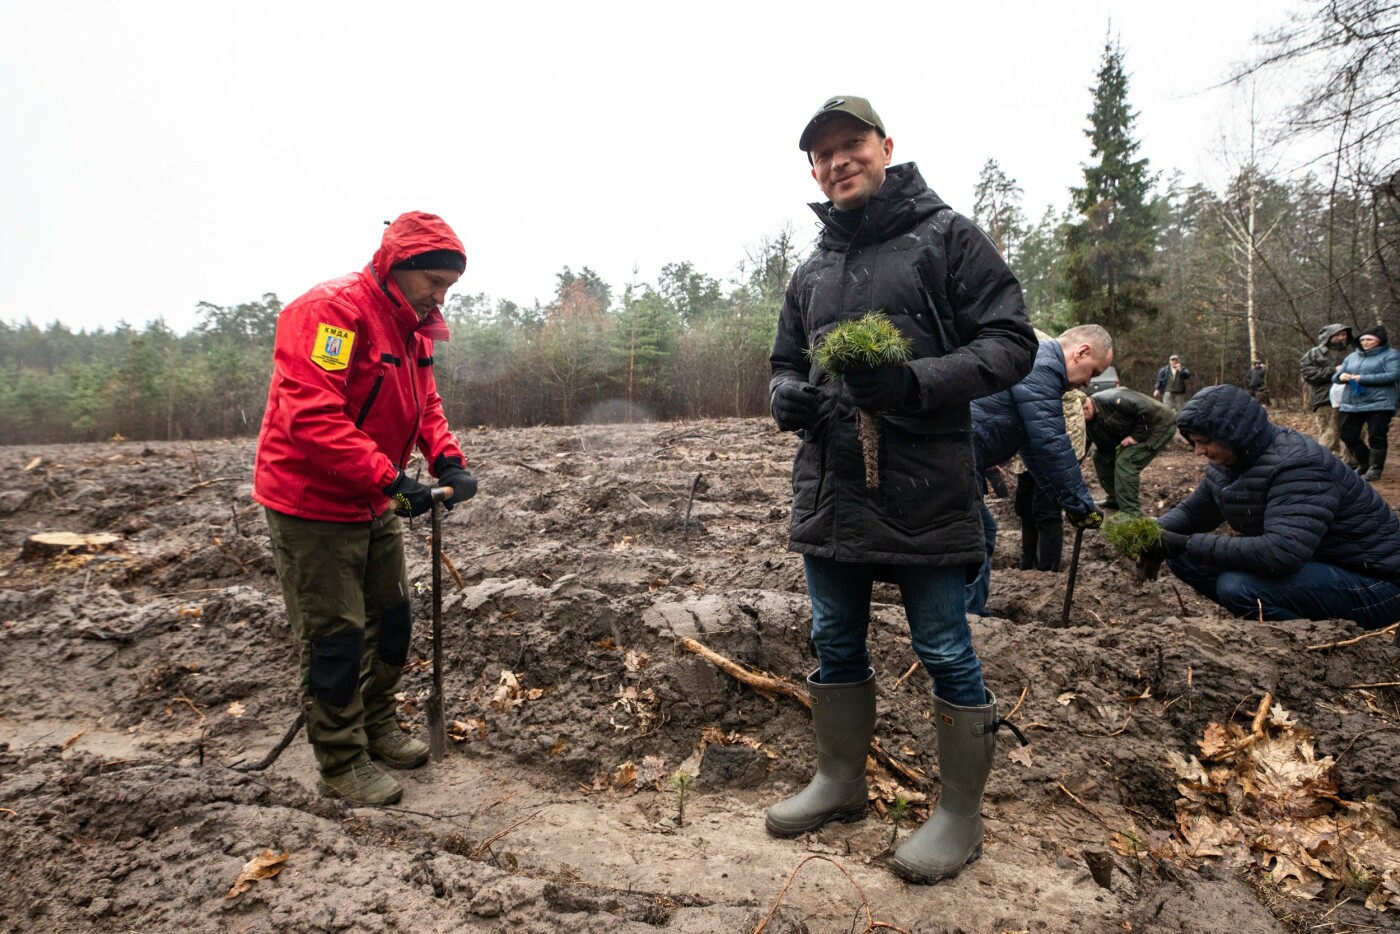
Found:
[226,849,290,898]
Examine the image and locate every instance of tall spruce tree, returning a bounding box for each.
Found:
[1063,35,1159,330]
[972,159,1027,263]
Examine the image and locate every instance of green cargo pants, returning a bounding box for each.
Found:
[1092,420,1177,517]
[266,507,412,777]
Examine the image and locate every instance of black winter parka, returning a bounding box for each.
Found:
[770,163,1036,566]
[1161,385,1400,582]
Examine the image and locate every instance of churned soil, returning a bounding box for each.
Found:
[1,412,1397,933]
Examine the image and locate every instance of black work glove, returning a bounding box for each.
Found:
[432,455,478,509]
[383,471,435,518]
[1067,509,1104,530]
[843,363,914,411]
[1137,525,1187,580]
[1158,528,1189,558]
[771,380,820,432]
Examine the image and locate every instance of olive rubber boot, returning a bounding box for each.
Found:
[316,757,403,806]
[368,730,430,769]
[890,691,997,883]
[765,668,876,837]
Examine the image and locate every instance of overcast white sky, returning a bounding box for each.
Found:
[0,0,1305,334]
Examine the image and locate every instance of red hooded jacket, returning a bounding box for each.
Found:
[253,212,466,522]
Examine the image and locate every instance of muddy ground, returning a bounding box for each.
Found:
[1,412,1397,934]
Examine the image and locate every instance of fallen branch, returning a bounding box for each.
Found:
[1350,681,1400,689]
[422,533,466,590]
[1206,693,1274,761]
[230,712,307,772]
[868,738,926,787]
[1005,685,1029,720]
[753,854,911,934]
[173,690,207,723]
[176,477,241,498]
[680,637,926,787]
[892,661,921,689]
[679,637,807,706]
[471,808,543,859]
[80,617,171,644]
[1306,623,1400,652]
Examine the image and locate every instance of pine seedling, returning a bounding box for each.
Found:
[887,794,911,848]
[809,312,913,488]
[1101,513,1162,560]
[670,770,695,827]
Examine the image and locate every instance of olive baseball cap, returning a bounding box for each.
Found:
[798,95,885,151]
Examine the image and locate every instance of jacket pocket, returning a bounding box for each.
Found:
[354,374,385,429]
[791,428,827,521]
[877,420,973,537]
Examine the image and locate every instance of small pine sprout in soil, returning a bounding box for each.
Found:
[1102,514,1162,560]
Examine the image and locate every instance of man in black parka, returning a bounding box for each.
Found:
[766,95,1036,885]
[1145,384,1400,629]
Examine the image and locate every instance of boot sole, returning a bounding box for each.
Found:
[368,747,430,770]
[764,805,867,838]
[315,780,404,807]
[889,843,982,884]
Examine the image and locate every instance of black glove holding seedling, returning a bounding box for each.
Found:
[1137,526,1188,579]
[843,362,915,411]
[771,380,820,432]
[384,471,435,518]
[1068,509,1104,530]
[432,455,478,509]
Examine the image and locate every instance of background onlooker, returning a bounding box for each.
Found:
[1335,325,1400,482]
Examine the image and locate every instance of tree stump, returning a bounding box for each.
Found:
[20,532,122,560]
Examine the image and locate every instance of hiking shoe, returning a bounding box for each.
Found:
[368,730,430,769]
[1094,499,1119,511]
[316,759,403,806]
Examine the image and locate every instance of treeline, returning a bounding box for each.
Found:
[0,232,799,443]
[3,8,1396,444]
[1,166,1394,444]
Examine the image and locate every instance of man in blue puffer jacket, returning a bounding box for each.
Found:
[1145,385,1400,629]
[966,324,1116,614]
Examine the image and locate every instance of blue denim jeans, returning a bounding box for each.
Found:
[804,555,985,706]
[1167,552,1400,630]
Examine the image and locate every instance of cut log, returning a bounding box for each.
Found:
[21,532,122,560]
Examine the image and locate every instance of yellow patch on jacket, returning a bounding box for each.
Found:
[311,324,355,371]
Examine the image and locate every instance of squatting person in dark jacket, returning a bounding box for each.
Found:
[1082,387,1177,517]
[254,212,479,806]
[1143,385,1400,629]
[766,95,1036,884]
[965,325,1116,615]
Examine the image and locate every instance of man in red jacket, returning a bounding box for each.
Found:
[254,211,477,806]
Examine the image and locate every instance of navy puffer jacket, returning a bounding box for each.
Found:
[971,339,1095,515]
[1161,385,1400,582]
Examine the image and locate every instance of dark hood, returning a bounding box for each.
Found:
[1175,384,1278,468]
[1315,322,1352,347]
[810,162,950,250]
